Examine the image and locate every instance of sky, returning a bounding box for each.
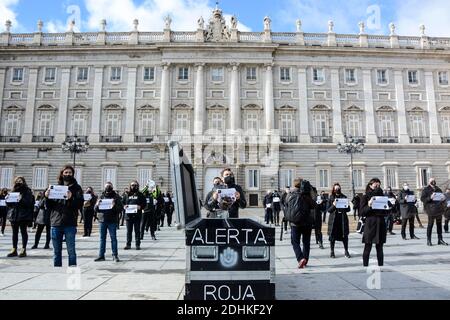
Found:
[1,0,450,37]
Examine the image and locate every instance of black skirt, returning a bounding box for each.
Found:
[362,215,387,244]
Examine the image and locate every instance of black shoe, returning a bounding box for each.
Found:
[402,236,408,240]
[345,251,351,258]
[136,245,141,250]
[94,256,105,262]
[43,245,50,249]
[330,251,335,258]
[157,226,160,231]
[123,245,131,250]
[7,248,17,257]
[319,243,324,249]
[438,239,448,246]
[152,235,156,240]
[427,240,433,246]
[113,255,120,262]
[411,235,420,240]
[445,230,449,233]
[18,248,26,258]
[31,244,38,249]
[389,232,396,235]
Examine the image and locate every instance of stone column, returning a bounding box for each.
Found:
[89,66,104,143]
[424,71,441,144]
[22,68,39,143]
[362,69,377,143]
[264,64,275,134]
[55,67,71,143]
[330,68,344,142]
[394,70,410,144]
[297,67,310,143]
[0,68,5,127]
[124,66,137,143]
[229,63,240,133]
[159,63,171,136]
[194,63,205,135]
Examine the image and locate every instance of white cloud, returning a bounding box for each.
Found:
[0,0,19,31]
[83,0,251,32]
[395,0,450,37]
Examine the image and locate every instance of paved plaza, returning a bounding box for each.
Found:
[0,209,449,300]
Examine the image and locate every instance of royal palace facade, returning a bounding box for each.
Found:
[1,7,450,206]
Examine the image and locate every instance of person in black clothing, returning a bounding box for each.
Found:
[287,178,316,269]
[141,181,157,240]
[272,190,282,226]
[94,182,123,262]
[31,196,51,249]
[421,178,448,246]
[360,178,392,267]
[384,187,397,235]
[119,187,129,228]
[398,183,420,240]
[204,177,225,218]
[351,194,361,221]
[314,189,326,249]
[82,187,97,237]
[220,168,246,218]
[263,190,274,225]
[152,185,165,229]
[444,187,450,233]
[280,186,290,233]
[0,188,8,236]
[6,176,35,257]
[163,191,174,227]
[45,166,84,267]
[122,180,146,250]
[33,192,44,229]
[327,183,351,258]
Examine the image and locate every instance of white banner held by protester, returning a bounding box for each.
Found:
[273,197,280,203]
[406,195,416,203]
[0,199,7,206]
[432,193,446,201]
[372,196,390,210]
[5,192,20,203]
[83,194,92,201]
[388,198,396,205]
[98,199,114,210]
[335,198,349,209]
[48,185,69,200]
[125,204,138,214]
[217,188,237,202]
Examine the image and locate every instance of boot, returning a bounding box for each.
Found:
[438,238,448,246]
[7,248,17,257]
[319,241,324,249]
[123,245,131,250]
[427,238,433,246]
[330,242,335,258]
[18,248,26,258]
[345,251,351,258]
[113,255,120,262]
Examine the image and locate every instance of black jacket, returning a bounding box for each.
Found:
[95,191,123,223]
[421,185,446,217]
[163,194,174,214]
[0,194,7,217]
[6,187,34,223]
[360,188,390,244]
[122,191,146,220]
[287,187,316,228]
[47,180,84,227]
[263,193,273,211]
[35,198,51,226]
[327,193,350,240]
[272,192,281,211]
[142,190,156,215]
[225,183,246,218]
[398,189,418,219]
[83,193,98,215]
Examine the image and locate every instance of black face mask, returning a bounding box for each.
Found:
[105,186,113,193]
[131,186,139,192]
[335,188,341,194]
[63,175,73,182]
[224,176,235,186]
[430,181,436,187]
[14,183,23,190]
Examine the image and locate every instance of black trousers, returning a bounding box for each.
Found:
[330,237,349,252]
[0,212,6,234]
[11,222,28,249]
[363,243,384,267]
[353,208,358,220]
[401,217,415,238]
[314,215,323,244]
[427,216,443,240]
[126,215,142,246]
[273,210,280,225]
[386,213,394,232]
[34,224,51,247]
[166,211,173,226]
[149,212,157,236]
[83,210,94,236]
[415,212,422,226]
[445,219,449,232]
[140,213,149,240]
[322,211,327,222]
[120,210,125,226]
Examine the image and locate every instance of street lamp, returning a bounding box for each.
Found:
[61,135,89,170]
[337,135,365,200]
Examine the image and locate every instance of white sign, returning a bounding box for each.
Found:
[5,192,20,203]
[164,197,170,202]
[372,196,390,210]
[98,199,114,210]
[432,193,446,201]
[447,200,450,208]
[217,188,237,202]
[273,197,280,203]
[266,203,272,209]
[125,204,138,214]
[83,194,92,201]
[153,199,158,205]
[48,185,69,200]
[146,198,151,204]
[0,200,6,206]
[335,198,349,209]
[388,198,396,205]
[406,195,416,203]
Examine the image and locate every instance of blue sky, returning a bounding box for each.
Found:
[1,0,449,36]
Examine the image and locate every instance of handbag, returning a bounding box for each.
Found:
[356,216,365,234]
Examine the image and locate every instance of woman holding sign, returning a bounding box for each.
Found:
[326,183,351,258]
[360,178,392,267]
[5,177,34,257]
[421,178,448,246]
[82,187,97,237]
[0,188,8,236]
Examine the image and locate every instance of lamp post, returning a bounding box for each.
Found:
[337,135,365,200]
[61,135,89,170]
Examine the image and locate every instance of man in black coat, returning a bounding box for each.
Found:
[141,185,157,240]
[421,178,448,246]
[122,181,147,250]
[398,183,420,240]
[445,187,450,233]
[384,187,397,235]
[219,168,246,218]
[263,190,274,225]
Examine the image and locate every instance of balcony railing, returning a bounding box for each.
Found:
[32,136,54,143]
[378,136,399,143]
[345,136,366,143]
[441,137,450,143]
[0,136,21,143]
[100,136,122,143]
[410,136,430,144]
[66,135,88,143]
[311,136,333,143]
[280,136,298,143]
[135,136,154,143]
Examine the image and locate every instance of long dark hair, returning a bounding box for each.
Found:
[57,165,75,185]
[330,182,341,196]
[13,176,29,191]
[365,178,381,193]
[0,188,8,196]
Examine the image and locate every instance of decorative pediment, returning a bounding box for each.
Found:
[138,104,156,111]
[104,104,123,110]
[70,104,90,111]
[3,105,25,112]
[439,106,450,112]
[204,6,231,42]
[207,104,227,110]
[277,104,296,111]
[311,104,331,111]
[37,104,57,111]
[376,105,395,112]
[172,103,192,110]
[409,106,425,113]
[242,104,262,110]
[345,105,363,112]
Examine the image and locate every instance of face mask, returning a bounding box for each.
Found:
[430,181,436,187]
[224,176,234,185]
[14,183,23,189]
[335,188,341,193]
[63,175,72,182]
[105,186,113,193]
[131,186,138,192]
[403,186,409,191]
[214,182,221,187]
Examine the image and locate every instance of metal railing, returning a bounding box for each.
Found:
[311,136,333,143]
[378,136,399,143]
[441,137,450,143]
[0,136,21,142]
[32,136,54,142]
[66,135,88,142]
[135,136,154,143]
[280,136,298,143]
[345,136,366,143]
[410,136,430,144]
[100,136,122,143]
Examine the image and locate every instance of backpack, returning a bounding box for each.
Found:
[284,191,311,224]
